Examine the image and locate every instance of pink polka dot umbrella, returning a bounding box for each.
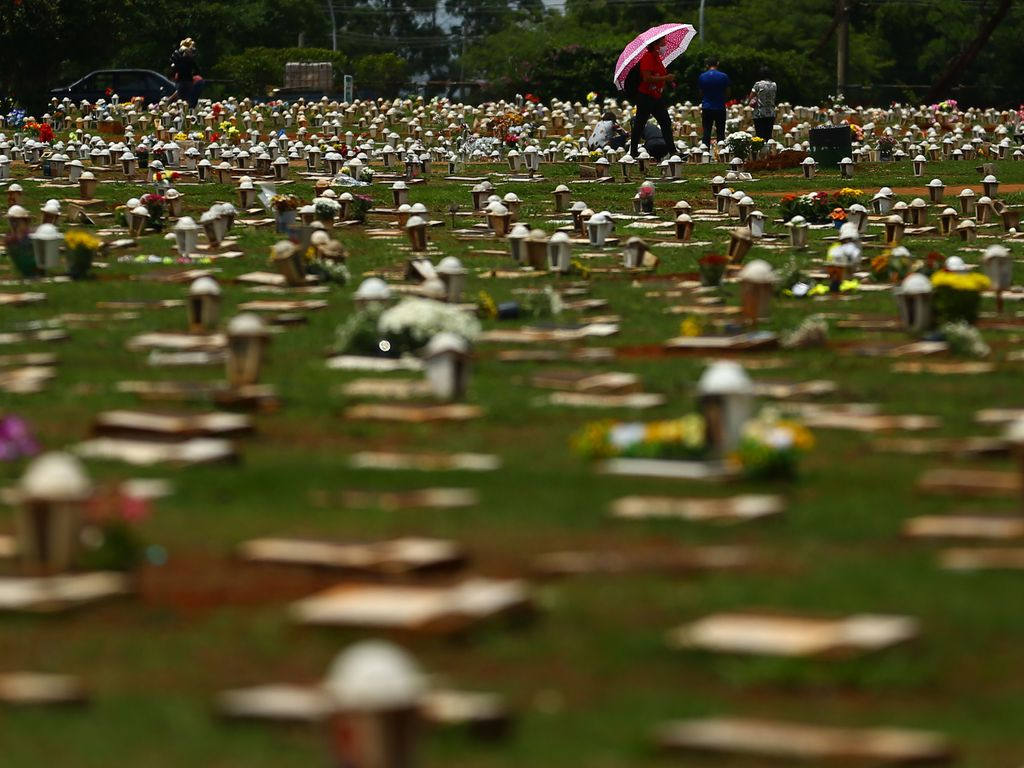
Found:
[613,23,698,91]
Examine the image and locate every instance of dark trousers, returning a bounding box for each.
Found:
[630,93,675,157]
[753,115,774,141]
[701,108,726,146]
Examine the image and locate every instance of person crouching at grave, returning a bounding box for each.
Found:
[628,40,678,159]
[170,38,204,109]
[589,112,629,151]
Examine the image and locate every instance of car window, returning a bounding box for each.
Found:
[83,72,115,93]
[115,72,148,92]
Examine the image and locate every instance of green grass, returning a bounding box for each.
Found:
[2,149,1024,766]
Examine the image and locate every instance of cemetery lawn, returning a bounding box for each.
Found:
[3,157,1024,767]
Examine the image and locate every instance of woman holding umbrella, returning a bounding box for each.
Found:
[628,40,678,159]
[614,23,695,159]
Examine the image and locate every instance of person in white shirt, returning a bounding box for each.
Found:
[588,111,627,151]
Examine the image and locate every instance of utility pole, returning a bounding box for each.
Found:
[326,0,337,52]
[836,0,849,98]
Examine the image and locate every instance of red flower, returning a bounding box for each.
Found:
[104,87,113,96]
[525,93,539,104]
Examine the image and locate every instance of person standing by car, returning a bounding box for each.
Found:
[628,39,677,160]
[698,56,730,149]
[170,38,203,109]
[748,67,777,141]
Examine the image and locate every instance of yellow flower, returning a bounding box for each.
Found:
[64,229,101,251]
[931,271,991,291]
[679,316,704,337]
[477,290,498,320]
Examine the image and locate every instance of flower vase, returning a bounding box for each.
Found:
[933,287,981,325]
[7,238,39,278]
[275,210,297,234]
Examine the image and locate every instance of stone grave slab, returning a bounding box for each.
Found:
[597,459,737,481]
[905,515,1024,540]
[664,331,778,351]
[0,329,68,346]
[530,370,641,394]
[236,299,329,313]
[92,410,252,440]
[0,366,55,394]
[0,673,89,706]
[0,572,130,613]
[343,403,484,422]
[290,578,532,634]
[939,547,1024,571]
[917,468,1017,497]
[752,379,837,399]
[654,717,952,764]
[326,355,423,372]
[146,350,225,367]
[0,292,46,307]
[73,437,237,466]
[478,323,618,344]
[495,348,615,363]
[237,537,465,575]
[542,392,667,409]
[311,488,478,510]
[975,408,1024,426]
[348,452,501,472]
[873,436,1008,457]
[217,684,510,736]
[533,546,754,577]
[892,361,995,375]
[127,332,226,352]
[667,612,918,657]
[610,494,784,522]
[116,381,279,410]
[339,378,433,400]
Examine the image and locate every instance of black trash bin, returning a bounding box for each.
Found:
[808,125,853,168]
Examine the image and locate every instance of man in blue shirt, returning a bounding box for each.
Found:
[698,56,730,148]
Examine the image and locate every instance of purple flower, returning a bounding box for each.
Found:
[0,415,40,461]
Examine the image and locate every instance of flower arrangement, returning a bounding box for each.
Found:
[314,197,341,221]
[77,487,152,572]
[377,297,481,352]
[781,315,829,349]
[4,106,26,130]
[732,407,814,480]
[22,120,53,143]
[848,123,865,142]
[725,130,754,160]
[779,188,863,224]
[4,232,37,277]
[931,269,991,324]
[270,194,299,212]
[697,253,729,287]
[942,321,990,358]
[476,286,563,320]
[572,415,707,460]
[0,414,39,461]
[152,170,181,184]
[305,247,350,285]
[870,248,911,283]
[139,193,165,231]
[64,229,101,279]
[877,135,897,157]
[932,99,958,115]
[350,194,374,223]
